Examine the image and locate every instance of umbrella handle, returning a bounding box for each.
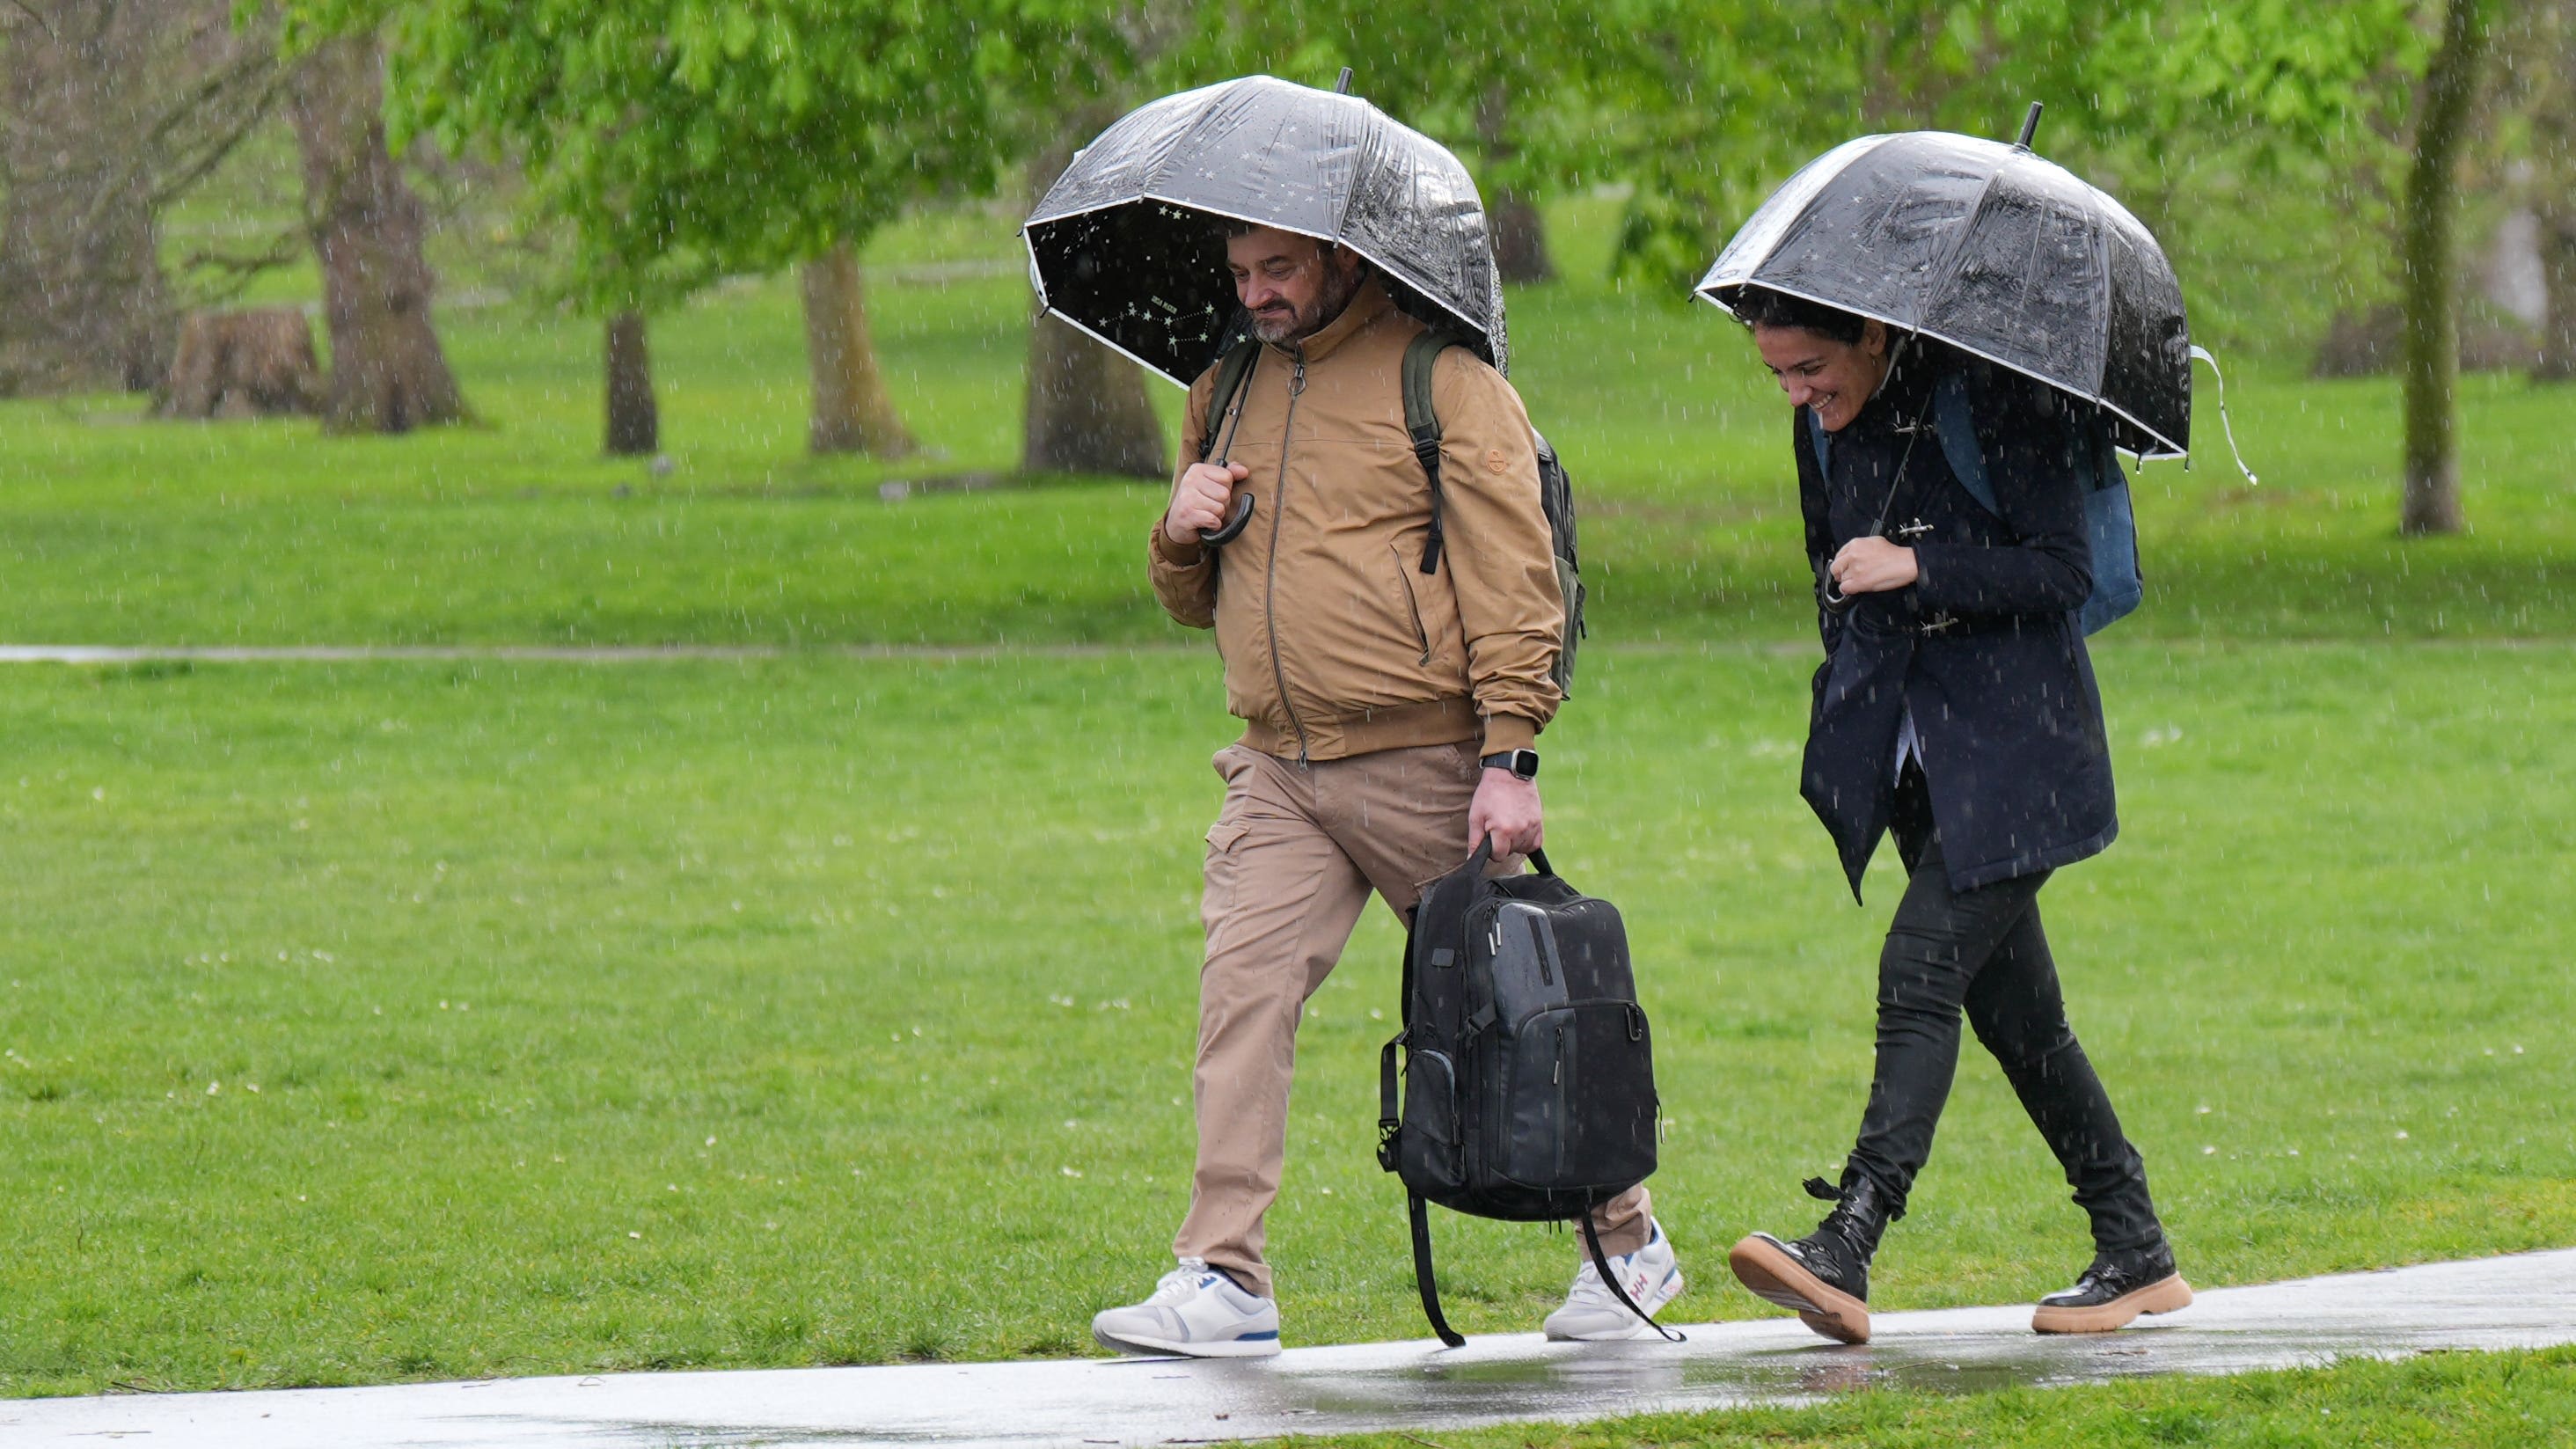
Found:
[1200,492,1256,547]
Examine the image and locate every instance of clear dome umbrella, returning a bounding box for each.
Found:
[1698,105,2192,458]
[1022,72,1508,391]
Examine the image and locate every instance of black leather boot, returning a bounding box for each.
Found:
[2031,1239,2192,1334]
[1728,1173,1895,1344]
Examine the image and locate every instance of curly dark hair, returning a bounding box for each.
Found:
[1729,287,1871,344]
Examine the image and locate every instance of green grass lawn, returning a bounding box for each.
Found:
[2,642,2569,1396]
[4,199,2572,1423]
[1306,1344,2576,1448]
[4,202,2572,647]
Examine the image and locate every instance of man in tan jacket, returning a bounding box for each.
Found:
[1090,223,1681,1358]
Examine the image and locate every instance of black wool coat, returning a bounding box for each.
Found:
[1794,348,2119,899]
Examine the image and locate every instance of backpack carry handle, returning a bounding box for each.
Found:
[1468,833,1554,878]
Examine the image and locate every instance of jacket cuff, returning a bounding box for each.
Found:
[1478,714,1539,756]
[1908,544,1947,611]
[1150,523,1206,569]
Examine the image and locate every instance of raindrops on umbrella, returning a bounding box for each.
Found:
[1022,75,1509,388]
[1697,104,2192,459]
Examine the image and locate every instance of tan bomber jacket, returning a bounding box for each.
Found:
[1147,279,1563,762]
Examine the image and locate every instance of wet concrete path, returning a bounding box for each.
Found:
[8,1248,2573,1447]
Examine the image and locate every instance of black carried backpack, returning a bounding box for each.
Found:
[1377,838,1675,1346]
[1197,333,1589,696]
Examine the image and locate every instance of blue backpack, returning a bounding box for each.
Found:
[1810,372,2142,636]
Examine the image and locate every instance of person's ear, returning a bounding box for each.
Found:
[1861,320,1888,358]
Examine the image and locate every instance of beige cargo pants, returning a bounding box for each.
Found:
[1172,739,1653,1298]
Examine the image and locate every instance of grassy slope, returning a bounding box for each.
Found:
[4,201,2572,646]
[1,643,2569,1395]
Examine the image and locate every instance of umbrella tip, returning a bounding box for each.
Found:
[2015,101,2044,151]
[1336,66,1354,96]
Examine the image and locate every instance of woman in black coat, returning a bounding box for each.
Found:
[1719,288,2188,1343]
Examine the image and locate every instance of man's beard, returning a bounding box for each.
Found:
[1251,265,1362,346]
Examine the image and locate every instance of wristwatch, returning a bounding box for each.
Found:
[1479,749,1540,781]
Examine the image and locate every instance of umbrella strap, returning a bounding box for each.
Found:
[2188,345,2259,487]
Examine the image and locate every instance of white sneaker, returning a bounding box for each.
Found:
[1092,1258,1282,1358]
[1544,1221,1685,1341]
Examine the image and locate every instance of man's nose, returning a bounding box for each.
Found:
[1239,278,1275,309]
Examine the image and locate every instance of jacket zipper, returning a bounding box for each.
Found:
[1552,1023,1568,1181]
[1264,358,1311,763]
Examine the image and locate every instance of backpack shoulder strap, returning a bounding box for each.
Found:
[1931,370,2002,516]
[1409,1194,1464,1347]
[1195,340,1263,463]
[1402,331,1467,575]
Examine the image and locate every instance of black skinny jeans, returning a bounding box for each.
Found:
[1846,771,2164,1255]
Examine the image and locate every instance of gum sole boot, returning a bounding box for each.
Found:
[2031,1271,2192,1335]
[1729,1233,1870,1344]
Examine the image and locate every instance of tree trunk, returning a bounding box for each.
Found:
[604,311,660,456]
[1019,118,1165,478]
[1477,84,1555,285]
[289,33,467,434]
[2533,0,2576,382]
[2399,0,2495,536]
[2540,213,2576,382]
[0,2,177,395]
[1488,192,1556,287]
[1023,313,1168,477]
[801,242,913,457]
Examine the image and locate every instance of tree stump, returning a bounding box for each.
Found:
[158,309,323,420]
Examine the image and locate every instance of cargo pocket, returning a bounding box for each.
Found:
[1398,1047,1467,1195]
[1199,816,1254,946]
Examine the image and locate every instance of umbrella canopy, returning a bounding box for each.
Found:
[1024,75,1506,389]
[1697,126,2190,457]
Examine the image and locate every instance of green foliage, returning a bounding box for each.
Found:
[378,0,1014,311]
[245,1,1131,314]
[1570,0,2436,297]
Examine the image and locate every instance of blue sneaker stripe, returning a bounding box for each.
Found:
[1233,1330,1280,1341]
